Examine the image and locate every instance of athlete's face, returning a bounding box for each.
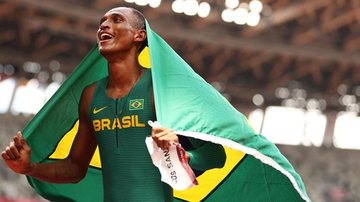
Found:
[97,8,139,56]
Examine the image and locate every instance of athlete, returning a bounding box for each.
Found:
[1,7,226,202]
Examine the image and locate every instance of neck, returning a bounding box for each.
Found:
[106,51,144,98]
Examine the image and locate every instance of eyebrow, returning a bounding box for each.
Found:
[99,16,106,25]
[99,13,126,25]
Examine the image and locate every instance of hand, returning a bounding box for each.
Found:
[1,132,34,175]
[151,127,179,150]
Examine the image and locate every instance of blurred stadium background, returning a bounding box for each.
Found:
[1,0,360,201]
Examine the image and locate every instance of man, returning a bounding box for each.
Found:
[1,7,226,202]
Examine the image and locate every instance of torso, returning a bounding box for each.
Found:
[89,69,172,202]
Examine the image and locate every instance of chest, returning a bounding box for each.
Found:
[88,72,155,152]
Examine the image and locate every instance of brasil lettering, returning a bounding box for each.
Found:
[92,115,145,131]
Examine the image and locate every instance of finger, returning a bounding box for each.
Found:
[151,127,164,137]
[152,135,168,150]
[12,132,30,153]
[5,146,16,159]
[17,131,27,146]
[14,134,23,149]
[160,137,178,150]
[17,132,31,152]
[158,140,169,150]
[159,141,172,150]
[151,128,162,140]
[157,132,178,149]
[158,132,178,142]
[152,127,171,134]
[9,142,21,159]
[158,137,176,147]
[1,151,10,160]
[152,128,173,138]
[151,128,177,149]
[20,138,31,153]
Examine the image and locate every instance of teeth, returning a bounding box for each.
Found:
[100,33,113,40]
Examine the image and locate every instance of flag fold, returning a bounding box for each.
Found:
[22,21,310,202]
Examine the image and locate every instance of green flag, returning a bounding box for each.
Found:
[23,21,310,202]
[24,46,107,201]
[147,22,309,202]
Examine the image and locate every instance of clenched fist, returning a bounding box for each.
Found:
[151,127,179,150]
[1,132,34,175]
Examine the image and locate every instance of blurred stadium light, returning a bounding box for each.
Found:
[250,106,327,147]
[2,62,360,151]
[125,0,265,26]
[261,106,307,145]
[10,79,45,115]
[0,78,16,113]
[246,82,360,150]
[333,112,360,150]
[1,78,359,150]
[0,60,62,115]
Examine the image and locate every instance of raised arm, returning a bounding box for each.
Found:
[1,84,98,184]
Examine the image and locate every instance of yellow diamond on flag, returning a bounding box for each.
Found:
[139,46,151,68]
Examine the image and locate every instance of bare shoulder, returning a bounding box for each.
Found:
[79,82,97,113]
[83,82,97,95]
[82,83,97,100]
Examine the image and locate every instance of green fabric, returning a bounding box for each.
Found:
[25,46,107,202]
[146,21,310,201]
[174,155,303,202]
[22,21,310,202]
[89,69,172,202]
[187,141,226,171]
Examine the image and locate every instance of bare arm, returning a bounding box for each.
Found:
[1,85,97,184]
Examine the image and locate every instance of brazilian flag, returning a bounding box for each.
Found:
[24,21,310,202]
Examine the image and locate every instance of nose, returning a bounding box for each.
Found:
[99,20,110,30]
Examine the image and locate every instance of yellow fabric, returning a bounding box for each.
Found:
[174,147,245,201]
[49,121,245,201]
[139,47,151,68]
[49,48,246,201]
[49,120,101,168]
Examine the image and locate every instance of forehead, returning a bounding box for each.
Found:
[105,7,132,17]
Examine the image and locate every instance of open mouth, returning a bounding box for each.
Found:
[99,32,113,41]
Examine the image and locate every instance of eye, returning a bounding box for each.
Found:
[113,16,123,23]
[99,18,106,26]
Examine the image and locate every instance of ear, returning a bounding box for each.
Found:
[134,29,147,43]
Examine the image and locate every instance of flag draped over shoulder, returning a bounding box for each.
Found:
[146,21,310,201]
[23,21,310,202]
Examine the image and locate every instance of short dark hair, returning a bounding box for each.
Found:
[130,8,146,30]
[130,8,147,52]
